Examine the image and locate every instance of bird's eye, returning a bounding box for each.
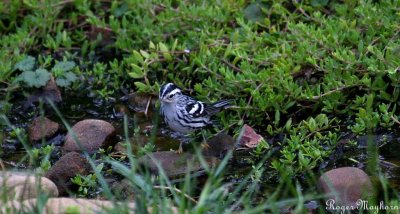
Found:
[168,94,174,99]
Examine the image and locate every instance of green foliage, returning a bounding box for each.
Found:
[137,143,155,157]
[13,56,35,72]
[8,127,26,139]
[31,145,54,173]
[71,163,104,197]
[1,0,400,183]
[19,69,51,88]
[13,56,78,88]
[271,114,338,176]
[52,61,78,87]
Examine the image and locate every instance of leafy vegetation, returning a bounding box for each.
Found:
[13,56,78,88]
[1,0,400,212]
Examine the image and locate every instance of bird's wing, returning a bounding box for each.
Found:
[183,98,208,118]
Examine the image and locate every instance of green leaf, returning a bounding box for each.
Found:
[128,72,144,79]
[20,68,51,88]
[128,64,144,79]
[149,41,156,49]
[311,0,329,7]
[14,56,35,72]
[140,50,150,59]
[134,82,148,91]
[132,50,144,64]
[243,2,268,22]
[159,42,172,61]
[56,71,77,87]
[52,61,76,72]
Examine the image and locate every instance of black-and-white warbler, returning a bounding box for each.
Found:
[159,83,232,135]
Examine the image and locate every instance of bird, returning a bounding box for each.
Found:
[159,83,232,152]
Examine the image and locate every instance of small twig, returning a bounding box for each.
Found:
[0,85,19,92]
[51,0,74,7]
[153,185,198,203]
[145,97,151,118]
[221,59,242,73]
[391,115,400,125]
[310,86,355,101]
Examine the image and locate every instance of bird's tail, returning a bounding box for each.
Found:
[205,99,234,115]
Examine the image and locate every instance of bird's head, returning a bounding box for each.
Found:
[159,83,182,103]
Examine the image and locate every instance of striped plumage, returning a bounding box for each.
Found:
[159,83,232,134]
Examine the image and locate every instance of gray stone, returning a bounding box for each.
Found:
[2,198,150,214]
[0,171,58,202]
[63,119,116,154]
[318,167,374,207]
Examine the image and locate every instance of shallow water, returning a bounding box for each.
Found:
[1,90,400,199]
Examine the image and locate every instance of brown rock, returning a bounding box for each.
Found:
[236,124,265,148]
[127,92,157,113]
[63,119,116,154]
[139,151,220,178]
[0,171,58,202]
[43,76,62,103]
[318,167,374,207]
[202,132,234,158]
[45,152,91,195]
[28,117,59,143]
[114,104,130,117]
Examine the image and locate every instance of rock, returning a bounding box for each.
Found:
[28,117,59,143]
[113,136,148,154]
[45,152,91,195]
[63,119,116,154]
[126,92,157,113]
[318,167,374,207]
[114,104,130,118]
[0,171,58,202]
[111,179,135,200]
[202,132,234,158]
[236,124,265,148]
[3,198,138,214]
[36,198,137,213]
[3,197,179,214]
[43,76,62,103]
[139,151,220,178]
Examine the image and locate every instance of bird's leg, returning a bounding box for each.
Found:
[177,141,183,154]
[200,129,210,150]
[177,134,191,154]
